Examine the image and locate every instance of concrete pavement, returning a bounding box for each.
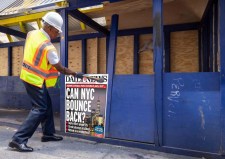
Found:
[0,108,200,159]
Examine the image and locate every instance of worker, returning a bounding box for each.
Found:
[8,12,84,152]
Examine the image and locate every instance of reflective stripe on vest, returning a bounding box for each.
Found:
[22,62,58,79]
[20,30,59,88]
[33,41,52,66]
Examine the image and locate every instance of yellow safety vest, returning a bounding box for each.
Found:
[20,30,59,88]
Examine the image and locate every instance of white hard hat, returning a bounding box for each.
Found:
[42,12,63,33]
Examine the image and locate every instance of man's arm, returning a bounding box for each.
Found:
[53,62,84,78]
[53,62,76,76]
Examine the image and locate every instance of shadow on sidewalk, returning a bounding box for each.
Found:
[0,108,60,131]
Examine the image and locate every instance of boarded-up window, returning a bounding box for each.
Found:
[98,38,106,74]
[170,30,199,72]
[0,48,8,76]
[115,36,134,74]
[87,38,98,74]
[139,34,153,74]
[68,41,82,72]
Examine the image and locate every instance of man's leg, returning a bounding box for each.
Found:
[41,90,55,135]
[12,81,48,144]
[40,87,63,142]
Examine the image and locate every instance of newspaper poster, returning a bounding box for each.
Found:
[65,74,108,138]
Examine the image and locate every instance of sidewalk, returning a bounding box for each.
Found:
[0,108,200,159]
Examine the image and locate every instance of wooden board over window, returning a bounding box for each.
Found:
[68,41,82,72]
[98,38,106,74]
[139,34,154,74]
[0,48,8,76]
[115,36,134,74]
[170,30,199,72]
[87,38,98,74]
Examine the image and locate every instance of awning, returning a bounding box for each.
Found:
[0,0,67,16]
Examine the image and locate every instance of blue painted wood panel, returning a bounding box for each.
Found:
[219,0,225,155]
[163,72,220,153]
[0,77,60,112]
[108,75,155,143]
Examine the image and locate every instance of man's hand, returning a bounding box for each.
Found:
[75,72,84,78]
[53,62,76,76]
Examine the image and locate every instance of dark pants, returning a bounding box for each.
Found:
[12,81,55,144]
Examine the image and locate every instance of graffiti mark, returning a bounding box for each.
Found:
[168,110,176,114]
[193,79,201,89]
[193,79,212,129]
[167,78,184,102]
[167,78,184,118]
[199,106,205,129]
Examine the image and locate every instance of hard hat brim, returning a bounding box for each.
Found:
[43,19,62,33]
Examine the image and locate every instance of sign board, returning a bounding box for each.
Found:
[65,74,108,138]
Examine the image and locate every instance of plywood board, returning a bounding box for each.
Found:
[170,30,199,72]
[0,48,8,76]
[86,0,207,31]
[12,46,23,76]
[87,38,98,74]
[68,41,82,72]
[115,36,134,74]
[98,38,106,74]
[164,0,207,25]
[89,0,172,17]
[139,34,154,74]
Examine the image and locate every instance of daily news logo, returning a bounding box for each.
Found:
[66,75,108,84]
